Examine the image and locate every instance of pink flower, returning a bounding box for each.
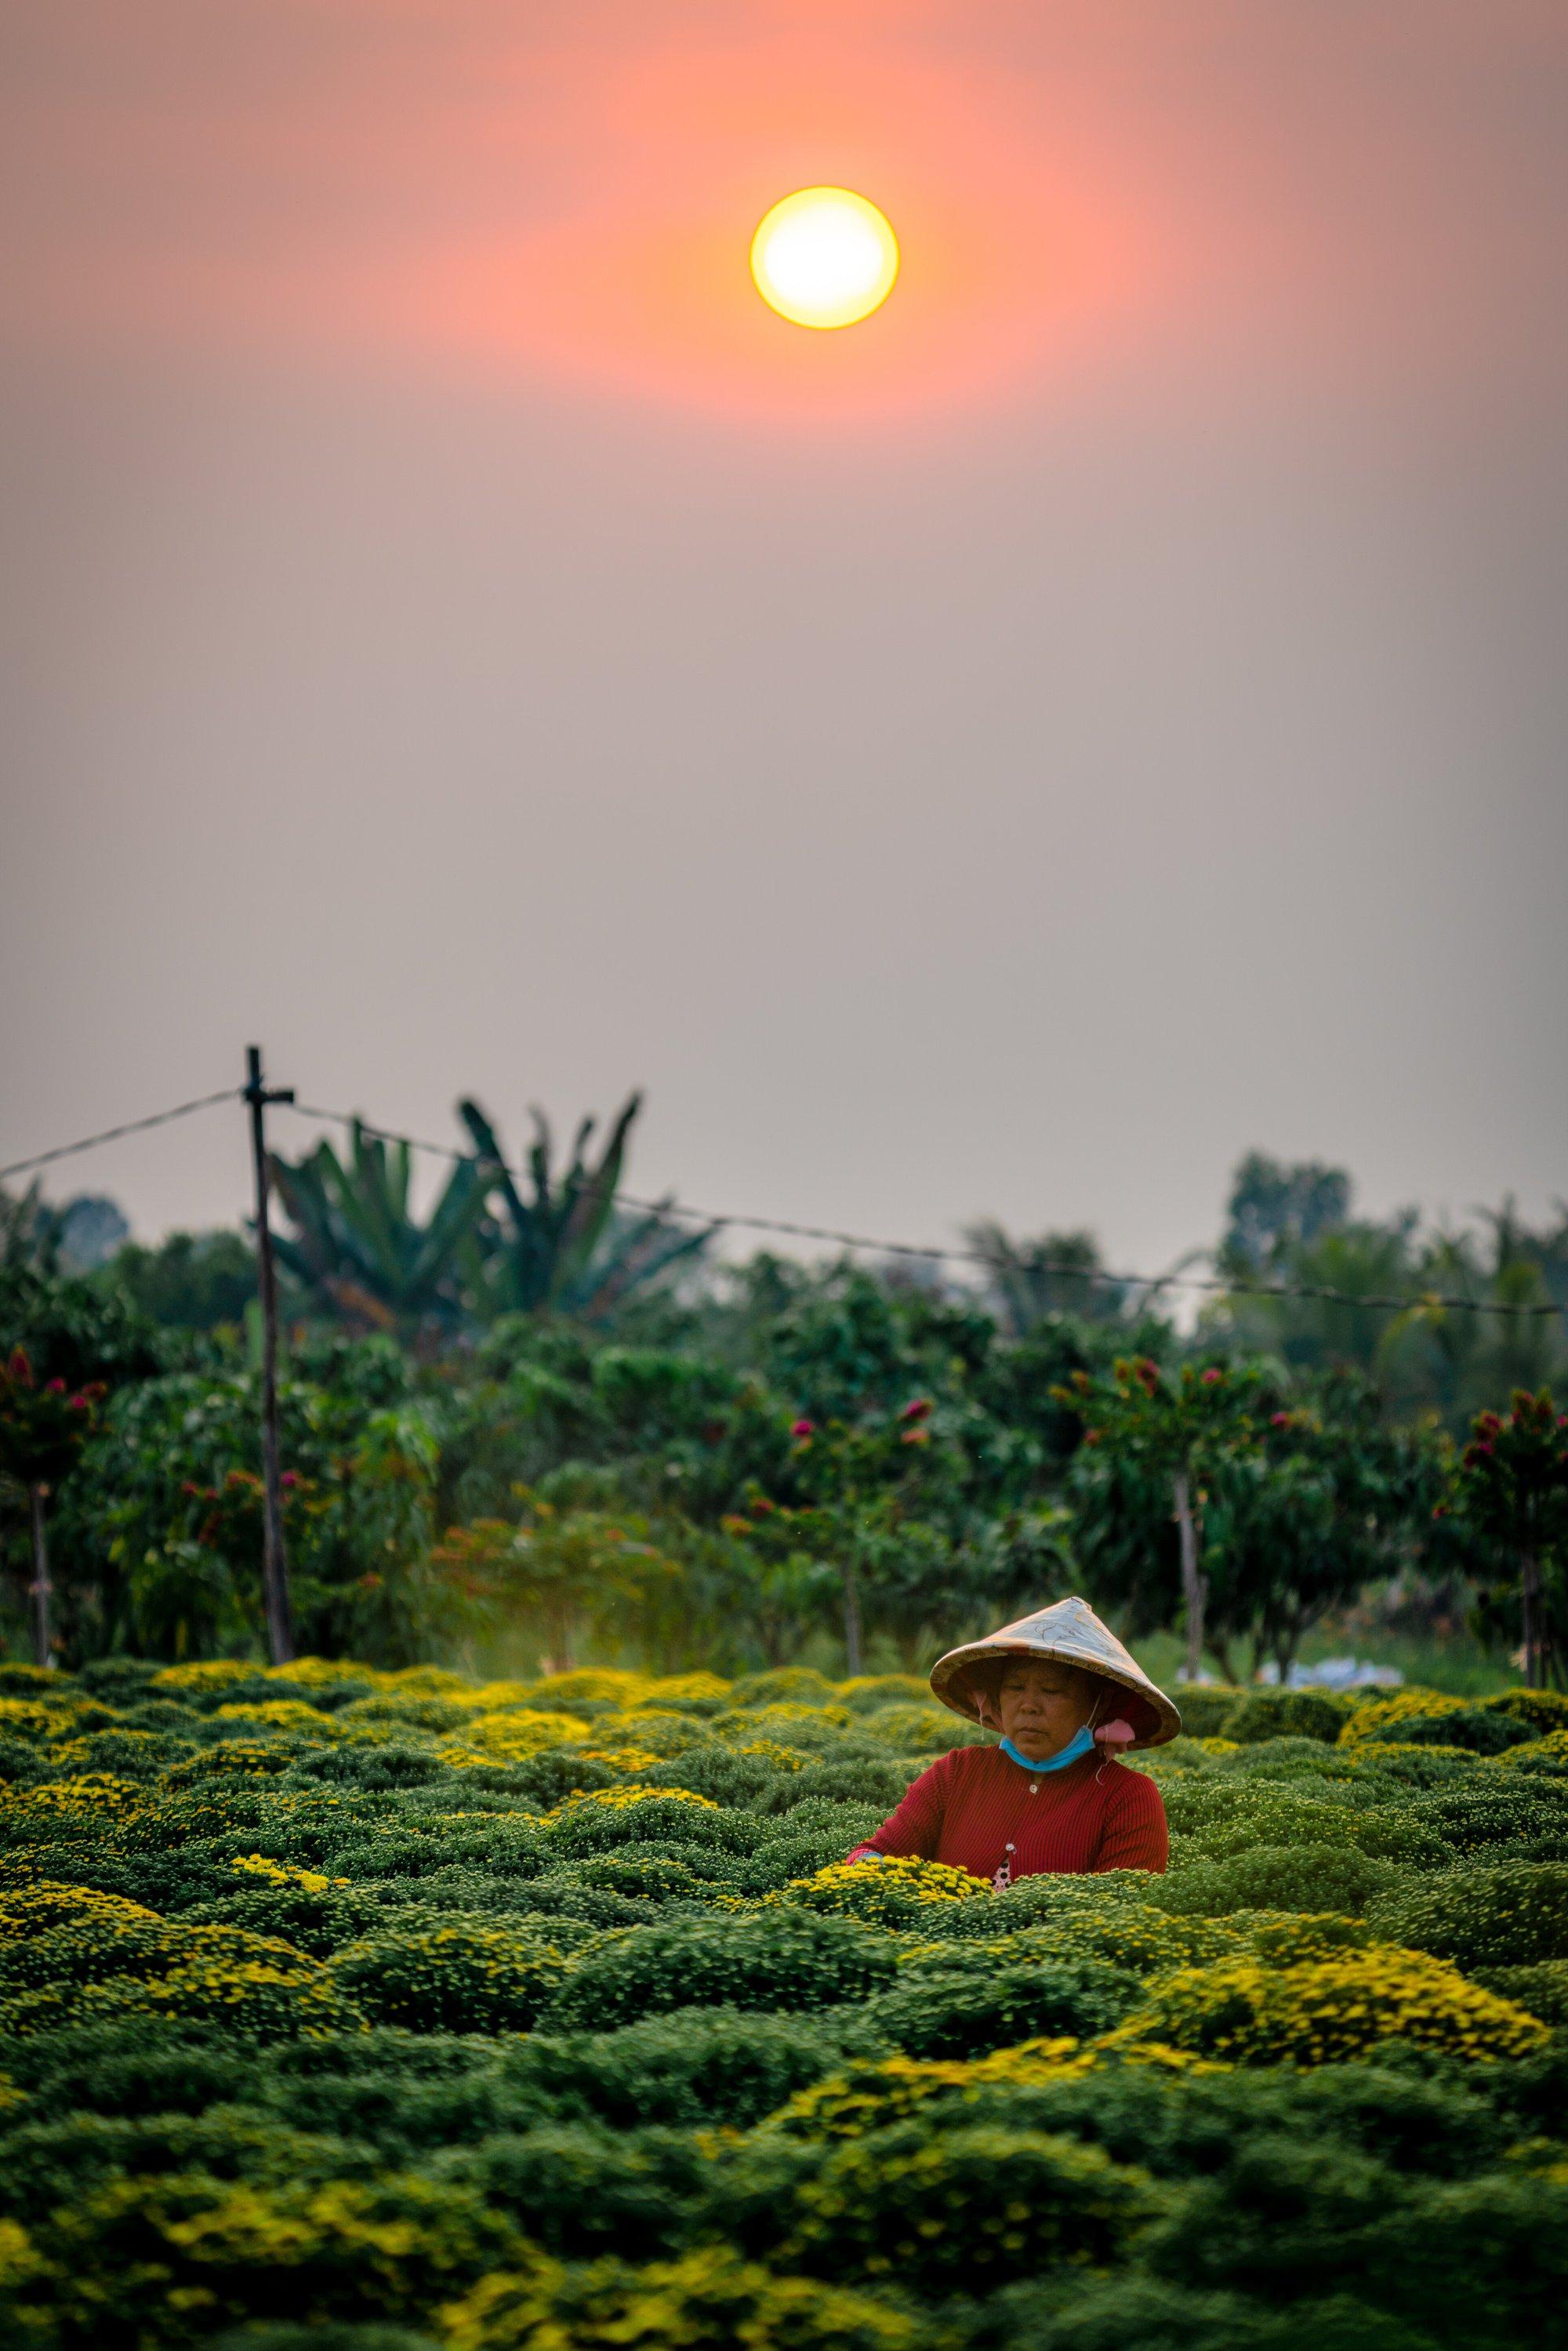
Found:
[1270,1411,1291,1428]
[898,1397,932,1423]
[1200,1368,1222,1386]
[791,1418,815,1438]
[45,1377,66,1395]
[280,1470,299,1489]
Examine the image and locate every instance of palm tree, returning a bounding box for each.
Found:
[268,1123,485,1338]
[964,1222,1134,1331]
[459,1092,712,1321]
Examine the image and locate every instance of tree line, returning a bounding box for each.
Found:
[2,1106,1566,1683]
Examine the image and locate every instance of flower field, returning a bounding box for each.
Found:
[0,1659,1566,2350]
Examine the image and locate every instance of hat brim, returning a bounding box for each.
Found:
[931,1636,1181,1751]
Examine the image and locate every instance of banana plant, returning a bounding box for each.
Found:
[267,1123,485,1336]
[458,1092,713,1322]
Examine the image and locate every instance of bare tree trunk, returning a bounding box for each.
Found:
[29,1484,53,1672]
[1521,1548,1541,1690]
[1173,1472,1207,1681]
[842,1567,863,1677]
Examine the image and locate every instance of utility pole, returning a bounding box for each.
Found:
[245,1045,296,1665]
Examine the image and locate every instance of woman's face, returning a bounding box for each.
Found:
[986,1659,1098,1760]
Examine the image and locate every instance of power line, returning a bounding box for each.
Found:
[279,1099,1566,1321]
[3,1083,1562,1321]
[0,1090,240,1184]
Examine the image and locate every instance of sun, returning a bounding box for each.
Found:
[749,187,900,330]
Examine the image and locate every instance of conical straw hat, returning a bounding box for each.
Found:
[930,1595,1181,1750]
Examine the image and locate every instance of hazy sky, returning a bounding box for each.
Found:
[4,0,1566,1278]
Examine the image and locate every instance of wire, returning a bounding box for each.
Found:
[279,1099,1566,1321]
[0,1090,241,1184]
[5,1085,1562,1321]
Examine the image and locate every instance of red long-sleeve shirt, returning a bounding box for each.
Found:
[847,1745,1168,1880]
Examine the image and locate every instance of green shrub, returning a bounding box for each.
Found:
[0,2106,373,2228]
[183,1882,385,1958]
[974,2277,1439,2351]
[1472,1962,1568,2023]
[497,2005,874,2131]
[1157,1845,1403,1919]
[326,1920,571,2033]
[1166,1689,1246,1739]
[541,1911,899,2032]
[252,2029,509,2151]
[543,1793,758,1862]
[781,2118,1156,2291]
[752,1761,915,1817]
[1490,1688,1568,1733]
[836,1677,932,1715]
[1370,1863,1568,1971]
[865,1951,1142,2058]
[731,1672,844,1709]
[431,2123,710,2259]
[768,1857,988,1929]
[2,2168,525,2342]
[216,2327,438,2351]
[296,1746,456,1791]
[1409,1785,1568,1861]
[1221,1690,1356,1746]
[1120,1946,1547,2066]
[440,2244,919,2351]
[0,2015,253,2116]
[909,1870,1153,1941]
[740,1810,887,1895]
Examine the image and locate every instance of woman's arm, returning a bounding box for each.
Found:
[845,1753,953,1862]
[1091,1767,1169,1873]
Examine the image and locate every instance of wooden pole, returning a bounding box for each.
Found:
[245,1046,296,1666]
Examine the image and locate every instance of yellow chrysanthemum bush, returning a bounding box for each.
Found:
[0,1653,1564,2351]
[439,2244,922,2351]
[0,1910,357,2038]
[766,1856,989,1928]
[776,2117,1160,2292]
[326,1918,572,2032]
[762,2037,1216,2144]
[1112,1943,1548,2066]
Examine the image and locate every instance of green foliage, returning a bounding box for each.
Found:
[327,1920,570,2032]
[268,1121,486,1339]
[1369,1862,1568,1971]
[542,1910,899,2031]
[108,1230,260,1334]
[0,1656,1563,2347]
[57,1359,448,1663]
[780,2119,1156,2291]
[457,1093,711,1324]
[440,2245,920,2351]
[865,1947,1142,2057]
[497,2006,874,2131]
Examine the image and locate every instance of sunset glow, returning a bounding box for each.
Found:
[749,187,899,329]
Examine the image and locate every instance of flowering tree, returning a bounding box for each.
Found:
[1443,1390,1568,1688]
[0,1349,103,1666]
[1054,1357,1264,1679]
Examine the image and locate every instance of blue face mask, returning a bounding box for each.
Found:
[1000,1725,1097,1774]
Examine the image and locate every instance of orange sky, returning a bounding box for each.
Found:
[5,1,1564,429]
[3,1,1566,1266]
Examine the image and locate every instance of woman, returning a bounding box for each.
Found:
[846,1596,1178,1884]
